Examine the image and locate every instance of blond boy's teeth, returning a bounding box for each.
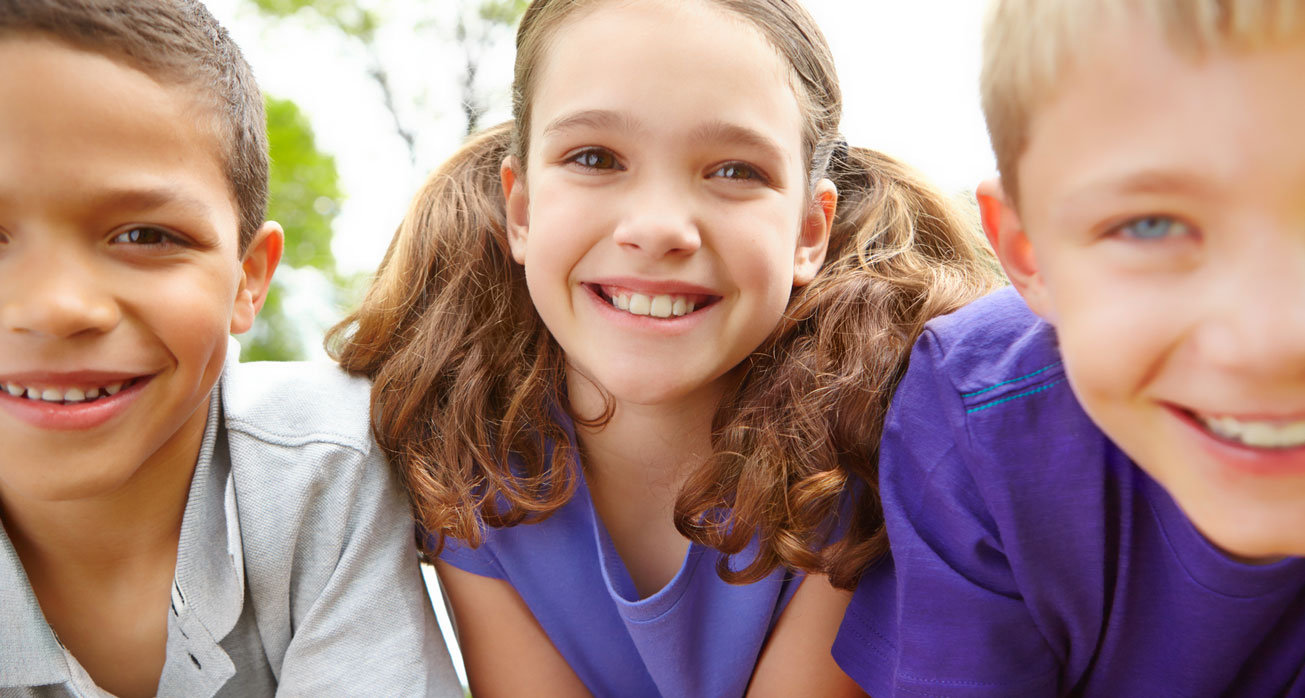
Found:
[1198,414,1305,449]
[609,291,697,318]
[4,380,131,404]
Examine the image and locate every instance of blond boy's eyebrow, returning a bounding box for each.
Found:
[1070,170,1219,203]
[1055,169,1219,223]
[541,109,645,139]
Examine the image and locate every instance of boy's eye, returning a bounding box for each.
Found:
[568,148,621,171]
[111,226,180,247]
[1116,216,1193,241]
[710,162,765,183]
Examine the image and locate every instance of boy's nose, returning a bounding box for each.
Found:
[611,184,702,259]
[1,255,121,339]
[1199,239,1305,376]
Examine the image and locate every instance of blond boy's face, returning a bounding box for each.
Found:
[987,26,1305,560]
[0,38,274,508]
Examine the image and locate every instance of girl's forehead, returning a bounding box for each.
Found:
[527,0,804,146]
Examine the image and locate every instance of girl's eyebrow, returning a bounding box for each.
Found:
[689,120,787,166]
[541,109,645,139]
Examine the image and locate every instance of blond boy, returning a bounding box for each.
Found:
[833,1,1305,695]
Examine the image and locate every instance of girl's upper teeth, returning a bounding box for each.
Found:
[609,291,698,318]
[1199,414,1305,449]
[4,381,126,403]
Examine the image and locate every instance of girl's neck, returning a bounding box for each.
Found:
[567,370,724,488]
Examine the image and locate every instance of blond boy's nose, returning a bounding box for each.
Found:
[1200,240,1305,374]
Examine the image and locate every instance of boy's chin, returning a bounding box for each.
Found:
[1187,509,1305,565]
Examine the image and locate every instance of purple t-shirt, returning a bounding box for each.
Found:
[833,288,1305,698]
[438,423,802,698]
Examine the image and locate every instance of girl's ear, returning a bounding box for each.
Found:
[502,156,529,265]
[230,221,284,334]
[794,178,836,286]
[976,178,1055,322]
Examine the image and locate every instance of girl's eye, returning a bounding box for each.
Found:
[1115,216,1193,241]
[111,226,182,247]
[710,162,765,183]
[568,149,620,171]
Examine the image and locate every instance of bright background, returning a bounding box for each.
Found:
[206,0,996,280]
[202,0,997,685]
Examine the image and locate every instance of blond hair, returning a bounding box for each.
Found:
[981,0,1305,201]
[333,0,1001,590]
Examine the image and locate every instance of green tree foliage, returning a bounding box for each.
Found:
[239,96,344,362]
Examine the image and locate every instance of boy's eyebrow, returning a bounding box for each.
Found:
[541,109,645,139]
[1056,169,1219,220]
[87,186,217,219]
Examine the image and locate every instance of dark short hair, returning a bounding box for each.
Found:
[0,0,267,252]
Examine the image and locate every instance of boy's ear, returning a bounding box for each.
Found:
[976,178,1055,322]
[501,157,529,265]
[230,221,284,335]
[793,178,836,286]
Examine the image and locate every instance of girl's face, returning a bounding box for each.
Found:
[504,0,834,410]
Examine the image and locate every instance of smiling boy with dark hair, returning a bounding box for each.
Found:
[0,1,458,695]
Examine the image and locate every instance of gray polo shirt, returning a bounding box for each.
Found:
[1,348,460,697]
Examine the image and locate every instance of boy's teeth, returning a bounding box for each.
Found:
[1199,414,1305,449]
[3,380,131,404]
[608,291,698,318]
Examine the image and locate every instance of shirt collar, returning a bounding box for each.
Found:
[172,363,246,646]
[0,519,68,687]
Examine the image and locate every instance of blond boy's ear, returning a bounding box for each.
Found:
[793,178,836,286]
[501,157,529,265]
[976,179,1055,323]
[230,221,284,334]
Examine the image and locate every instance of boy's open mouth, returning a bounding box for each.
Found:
[592,284,719,319]
[1192,411,1305,450]
[3,377,143,406]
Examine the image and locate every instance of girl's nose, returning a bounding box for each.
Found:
[611,184,702,259]
[1,251,121,339]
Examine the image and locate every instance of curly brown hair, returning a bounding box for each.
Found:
[331,0,1002,590]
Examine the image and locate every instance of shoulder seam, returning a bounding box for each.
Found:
[960,361,1062,398]
[225,417,371,456]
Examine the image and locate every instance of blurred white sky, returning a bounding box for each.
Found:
[205,0,997,276]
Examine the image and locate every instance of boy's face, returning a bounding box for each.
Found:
[0,38,279,508]
[980,25,1305,560]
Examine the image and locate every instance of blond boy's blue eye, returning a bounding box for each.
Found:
[1119,217,1191,240]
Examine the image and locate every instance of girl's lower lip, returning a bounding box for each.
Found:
[0,377,152,431]
[1170,406,1305,477]
[583,284,711,332]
